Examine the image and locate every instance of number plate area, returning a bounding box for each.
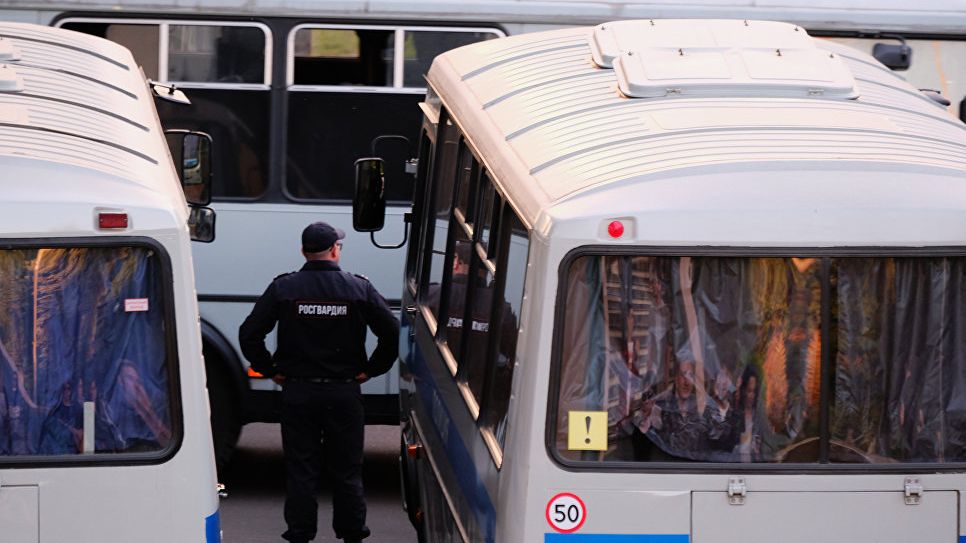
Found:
[0,485,38,543]
[692,491,957,543]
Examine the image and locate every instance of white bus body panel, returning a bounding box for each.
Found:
[419,20,966,543]
[0,22,218,542]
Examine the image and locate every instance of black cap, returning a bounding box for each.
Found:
[302,221,345,252]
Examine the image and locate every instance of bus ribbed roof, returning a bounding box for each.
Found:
[0,22,168,191]
[428,23,966,223]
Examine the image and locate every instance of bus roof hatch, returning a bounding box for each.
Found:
[591,19,859,100]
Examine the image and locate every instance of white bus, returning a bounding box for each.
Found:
[1,0,964,475]
[353,18,966,542]
[0,22,220,542]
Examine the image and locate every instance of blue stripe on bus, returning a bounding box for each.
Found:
[410,340,498,542]
[545,535,689,543]
[205,510,220,543]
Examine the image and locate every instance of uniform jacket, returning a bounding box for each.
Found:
[239,260,400,379]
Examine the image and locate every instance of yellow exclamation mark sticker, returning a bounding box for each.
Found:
[567,411,608,451]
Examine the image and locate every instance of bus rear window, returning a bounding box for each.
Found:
[0,246,174,459]
[554,254,966,465]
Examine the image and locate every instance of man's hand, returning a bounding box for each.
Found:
[272,373,286,385]
[355,372,369,383]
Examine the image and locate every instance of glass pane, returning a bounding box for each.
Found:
[402,31,500,87]
[62,23,160,80]
[157,89,269,198]
[420,120,460,324]
[407,132,433,284]
[556,256,822,463]
[454,144,474,219]
[441,232,473,362]
[484,215,528,446]
[168,25,265,84]
[832,257,966,463]
[478,178,496,250]
[0,247,172,457]
[285,92,419,201]
[293,28,394,86]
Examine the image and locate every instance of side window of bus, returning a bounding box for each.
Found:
[439,146,482,375]
[406,130,434,293]
[0,246,176,458]
[60,19,271,200]
[167,25,265,84]
[292,28,394,86]
[419,117,460,332]
[285,26,499,203]
[482,211,528,448]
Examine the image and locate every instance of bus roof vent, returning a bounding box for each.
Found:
[0,37,21,62]
[0,64,23,92]
[591,19,858,100]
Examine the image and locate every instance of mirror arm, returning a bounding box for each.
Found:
[370,212,411,250]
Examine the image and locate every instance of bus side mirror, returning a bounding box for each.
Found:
[353,158,387,232]
[872,42,911,71]
[188,206,216,243]
[165,130,213,206]
[960,98,965,124]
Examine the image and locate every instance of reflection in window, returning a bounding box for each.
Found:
[484,215,528,447]
[168,25,265,84]
[557,256,823,464]
[293,28,394,86]
[420,120,460,327]
[557,254,966,464]
[0,247,173,457]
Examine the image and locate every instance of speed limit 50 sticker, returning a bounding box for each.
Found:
[545,492,586,533]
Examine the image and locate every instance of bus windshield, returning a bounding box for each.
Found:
[554,254,966,465]
[0,246,174,458]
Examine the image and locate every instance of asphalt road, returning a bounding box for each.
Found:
[219,423,417,543]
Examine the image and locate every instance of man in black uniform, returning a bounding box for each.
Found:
[239,221,399,543]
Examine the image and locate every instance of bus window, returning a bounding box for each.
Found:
[168,25,266,84]
[0,246,175,457]
[419,119,460,329]
[402,30,501,87]
[292,28,394,86]
[555,254,966,464]
[62,19,271,200]
[482,212,528,447]
[830,257,966,463]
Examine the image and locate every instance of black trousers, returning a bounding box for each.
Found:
[281,381,369,542]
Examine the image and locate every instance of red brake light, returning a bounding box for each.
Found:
[607,220,624,238]
[98,212,128,229]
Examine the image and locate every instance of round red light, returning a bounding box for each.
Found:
[607,220,624,238]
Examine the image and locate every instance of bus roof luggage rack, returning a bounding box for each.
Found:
[591,19,859,100]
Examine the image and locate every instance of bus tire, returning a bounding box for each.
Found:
[205,346,242,479]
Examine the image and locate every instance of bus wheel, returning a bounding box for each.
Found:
[205,347,241,479]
